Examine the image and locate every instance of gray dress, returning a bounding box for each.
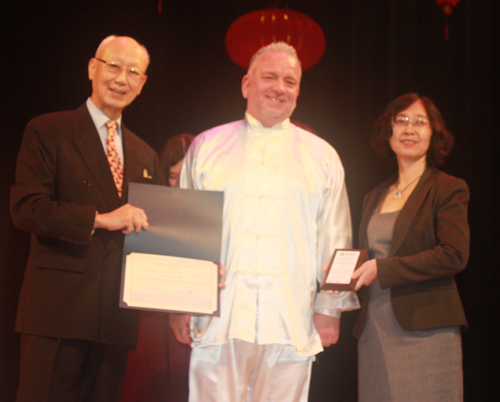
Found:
[358,210,463,402]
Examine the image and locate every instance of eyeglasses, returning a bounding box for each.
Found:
[94,58,146,83]
[391,115,430,128]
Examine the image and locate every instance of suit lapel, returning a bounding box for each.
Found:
[122,125,146,203]
[72,104,122,211]
[389,167,437,256]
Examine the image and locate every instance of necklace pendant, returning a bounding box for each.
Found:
[394,191,402,199]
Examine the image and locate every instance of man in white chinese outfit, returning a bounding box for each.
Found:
[171,42,359,402]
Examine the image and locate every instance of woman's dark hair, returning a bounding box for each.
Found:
[372,93,454,166]
[159,133,194,185]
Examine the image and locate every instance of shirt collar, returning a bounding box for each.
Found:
[245,112,290,132]
[86,98,123,130]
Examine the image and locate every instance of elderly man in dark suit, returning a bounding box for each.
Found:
[10,35,159,402]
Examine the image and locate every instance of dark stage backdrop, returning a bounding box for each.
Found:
[1,1,498,401]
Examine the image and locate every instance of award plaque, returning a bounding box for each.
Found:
[320,249,368,291]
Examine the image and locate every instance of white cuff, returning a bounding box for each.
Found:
[313,290,360,317]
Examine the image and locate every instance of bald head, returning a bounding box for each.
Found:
[247,41,301,76]
[95,36,150,70]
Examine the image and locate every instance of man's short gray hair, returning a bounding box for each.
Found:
[95,35,150,66]
[247,41,301,75]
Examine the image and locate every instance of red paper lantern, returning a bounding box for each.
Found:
[225,9,326,71]
[436,0,460,16]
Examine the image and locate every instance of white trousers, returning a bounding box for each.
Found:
[188,339,314,402]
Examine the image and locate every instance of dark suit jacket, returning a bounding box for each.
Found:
[353,167,470,338]
[10,104,159,348]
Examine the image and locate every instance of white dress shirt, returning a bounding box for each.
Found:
[180,113,359,357]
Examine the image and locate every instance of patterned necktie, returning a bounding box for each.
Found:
[106,121,124,197]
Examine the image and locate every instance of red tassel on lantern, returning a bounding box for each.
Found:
[436,0,460,41]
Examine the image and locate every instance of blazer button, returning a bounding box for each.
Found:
[83,180,91,187]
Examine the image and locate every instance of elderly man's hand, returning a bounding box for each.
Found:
[313,313,340,347]
[94,203,149,234]
[218,263,227,290]
[169,313,192,345]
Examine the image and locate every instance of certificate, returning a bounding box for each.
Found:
[122,253,219,315]
[320,249,368,291]
[119,182,224,315]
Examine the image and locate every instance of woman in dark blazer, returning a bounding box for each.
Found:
[351,93,469,401]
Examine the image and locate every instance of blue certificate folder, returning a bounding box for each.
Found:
[120,182,224,316]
